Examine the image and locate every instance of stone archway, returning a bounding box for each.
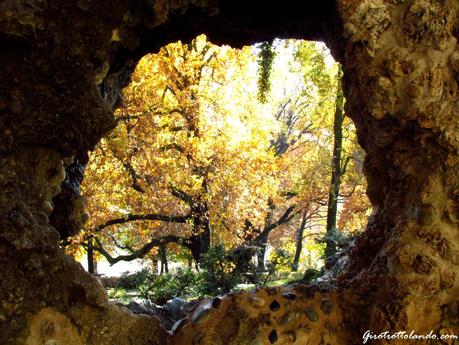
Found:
[0,1,457,344]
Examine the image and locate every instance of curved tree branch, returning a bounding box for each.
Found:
[93,212,191,234]
[92,235,185,265]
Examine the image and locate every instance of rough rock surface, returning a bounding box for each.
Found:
[337,0,459,341]
[169,287,345,344]
[0,0,458,344]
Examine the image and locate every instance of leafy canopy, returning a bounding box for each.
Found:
[71,36,370,272]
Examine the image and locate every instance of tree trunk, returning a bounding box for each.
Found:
[151,255,159,275]
[188,230,211,263]
[255,232,269,271]
[189,203,211,263]
[159,243,168,274]
[87,238,95,274]
[292,212,308,272]
[257,246,266,271]
[324,67,345,258]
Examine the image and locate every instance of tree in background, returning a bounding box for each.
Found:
[264,40,371,271]
[294,41,371,260]
[68,37,371,280]
[71,36,282,267]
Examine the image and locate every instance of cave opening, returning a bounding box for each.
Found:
[67,35,371,309]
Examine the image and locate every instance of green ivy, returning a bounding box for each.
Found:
[257,41,276,103]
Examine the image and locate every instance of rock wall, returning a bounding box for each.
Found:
[338,0,459,340]
[0,0,458,344]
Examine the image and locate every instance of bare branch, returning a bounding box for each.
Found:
[261,205,297,236]
[269,205,296,230]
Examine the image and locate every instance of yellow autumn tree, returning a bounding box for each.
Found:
[70,37,370,274]
[76,36,285,265]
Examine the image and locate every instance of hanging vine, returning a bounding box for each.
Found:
[257,41,276,103]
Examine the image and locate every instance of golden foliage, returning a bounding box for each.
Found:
[74,37,370,261]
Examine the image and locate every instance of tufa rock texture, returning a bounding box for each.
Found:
[169,286,347,344]
[0,0,458,344]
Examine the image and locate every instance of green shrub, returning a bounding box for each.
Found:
[108,287,130,303]
[116,269,152,290]
[303,268,321,283]
[138,267,200,304]
[137,245,261,302]
[268,248,294,273]
[198,244,244,295]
